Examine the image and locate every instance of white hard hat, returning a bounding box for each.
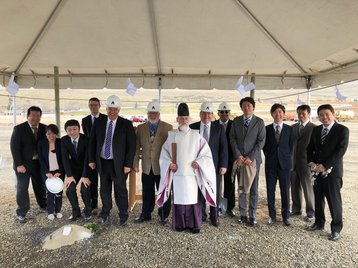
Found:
[200,102,214,112]
[105,95,121,108]
[218,102,231,111]
[45,177,64,194]
[147,100,160,112]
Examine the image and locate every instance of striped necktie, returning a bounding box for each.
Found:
[321,127,328,144]
[244,118,250,128]
[104,121,113,159]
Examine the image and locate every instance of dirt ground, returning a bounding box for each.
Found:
[0,120,357,268]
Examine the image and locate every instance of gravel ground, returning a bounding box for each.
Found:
[0,122,357,268]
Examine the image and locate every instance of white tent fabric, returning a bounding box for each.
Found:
[1,0,358,90]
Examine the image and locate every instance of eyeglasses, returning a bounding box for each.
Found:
[219,111,229,114]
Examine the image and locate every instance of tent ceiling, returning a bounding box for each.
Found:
[1,0,358,90]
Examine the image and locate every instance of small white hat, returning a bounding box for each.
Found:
[106,95,121,108]
[200,101,214,112]
[45,177,64,194]
[218,102,231,111]
[147,100,160,112]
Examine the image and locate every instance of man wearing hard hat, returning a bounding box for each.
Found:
[190,102,228,227]
[216,102,235,218]
[133,100,173,224]
[89,95,136,226]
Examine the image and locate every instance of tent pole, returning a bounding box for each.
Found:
[54,66,61,136]
[305,76,312,106]
[158,77,162,104]
[12,96,16,126]
[250,73,255,99]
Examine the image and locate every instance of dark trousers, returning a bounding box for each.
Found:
[265,166,291,221]
[44,170,63,214]
[100,159,129,221]
[223,164,235,211]
[66,174,92,216]
[141,169,171,220]
[47,192,63,214]
[314,175,343,233]
[89,168,99,209]
[202,173,221,224]
[16,160,47,216]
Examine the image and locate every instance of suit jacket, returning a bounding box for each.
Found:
[61,133,90,179]
[10,121,47,170]
[307,122,349,178]
[88,116,136,178]
[263,123,294,170]
[215,119,234,166]
[133,120,173,176]
[190,121,228,172]
[37,138,65,179]
[230,115,266,164]
[292,121,315,170]
[81,113,107,137]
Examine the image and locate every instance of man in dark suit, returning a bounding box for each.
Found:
[61,119,92,221]
[89,95,136,226]
[81,97,107,210]
[291,105,316,221]
[216,102,235,218]
[190,101,228,227]
[307,104,349,241]
[10,106,47,223]
[263,103,294,226]
[230,97,266,227]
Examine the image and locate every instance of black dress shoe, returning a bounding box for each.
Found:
[101,216,109,225]
[191,228,200,234]
[119,219,128,227]
[211,218,219,227]
[175,227,184,232]
[248,217,257,227]
[306,224,324,231]
[328,232,341,241]
[69,214,81,222]
[289,211,302,217]
[238,216,248,224]
[226,210,236,218]
[134,216,151,224]
[283,219,292,226]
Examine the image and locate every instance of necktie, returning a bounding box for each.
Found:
[299,124,304,136]
[32,127,38,140]
[275,125,280,143]
[222,122,227,132]
[244,118,250,128]
[104,121,113,159]
[72,140,78,153]
[203,124,209,142]
[321,127,328,144]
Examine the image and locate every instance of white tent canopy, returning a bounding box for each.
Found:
[1,0,358,90]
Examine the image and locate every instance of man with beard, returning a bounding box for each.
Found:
[133,100,173,223]
[157,103,216,233]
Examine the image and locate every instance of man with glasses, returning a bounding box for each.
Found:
[216,102,235,217]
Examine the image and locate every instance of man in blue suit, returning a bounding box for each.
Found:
[263,103,294,226]
[190,102,228,227]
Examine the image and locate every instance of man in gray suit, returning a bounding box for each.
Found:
[291,105,316,221]
[230,97,266,227]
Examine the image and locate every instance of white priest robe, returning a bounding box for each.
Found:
[157,128,216,207]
